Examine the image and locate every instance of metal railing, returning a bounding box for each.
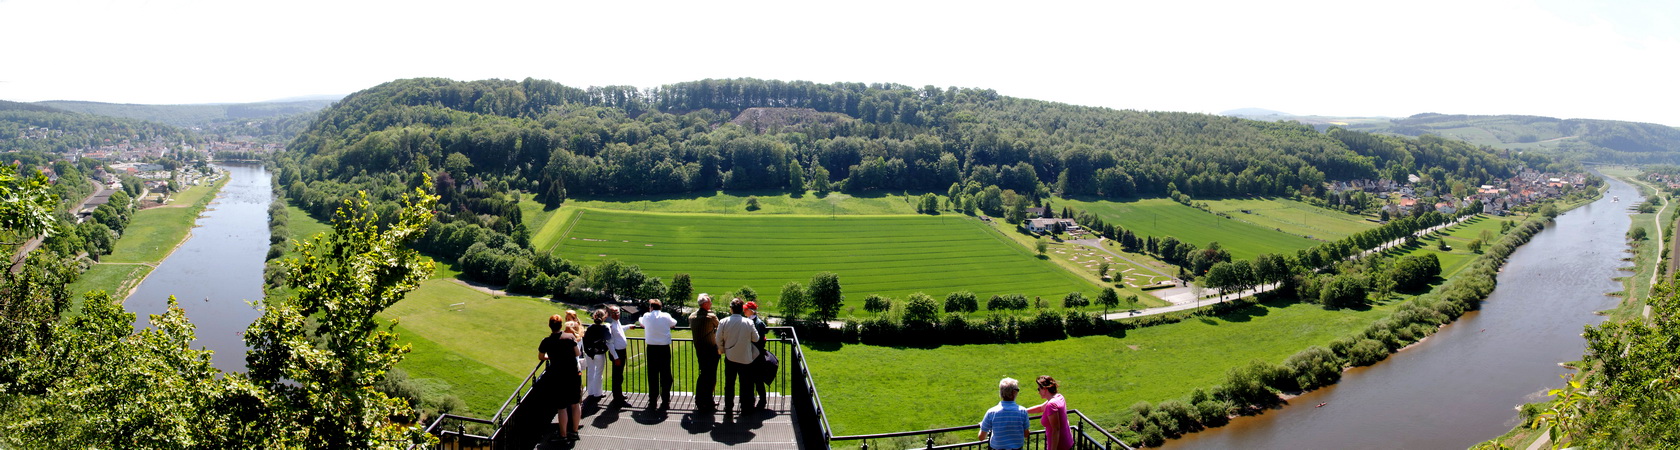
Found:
[829,409,1133,450]
[414,414,493,450]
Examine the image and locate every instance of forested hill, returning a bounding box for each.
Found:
[285,78,1537,209]
[1347,113,1680,164]
[39,99,336,128]
[0,101,194,153]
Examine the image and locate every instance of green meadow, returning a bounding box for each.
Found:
[1054,197,1323,260]
[805,296,1394,436]
[553,209,1119,315]
[104,179,224,264]
[65,263,152,313]
[1199,197,1377,242]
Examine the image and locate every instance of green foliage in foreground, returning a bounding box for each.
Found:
[554,209,1105,317]
[1532,277,1680,447]
[0,179,443,448]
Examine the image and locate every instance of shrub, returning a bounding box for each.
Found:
[1157,400,1200,433]
[1147,410,1180,437]
[986,293,1030,311]
[944,290,979,314]
[1348,339,1388,366]
[1195,399,1231,427]
[842,320,861,343]
[863,294,893,315]
[902,292,941,327]
[1062,291,1090,308]
[1064,311,1108,337]
[1018,310,1066,342]
[1284,346,1342,390]
[1139,423,1165,447]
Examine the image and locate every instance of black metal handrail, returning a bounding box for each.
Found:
[486,359,546,443]
[409,414,493,450]
[780,325,834,445]
[831,409,1132,450]
[1072,409,1134,450]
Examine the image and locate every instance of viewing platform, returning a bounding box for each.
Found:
[415,325,1133,449]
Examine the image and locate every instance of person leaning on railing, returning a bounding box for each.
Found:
[582,309,614,400]
[978,377,1030,450]
[605,305,630,407]
[690,294,721,413]
[1024,375,1071,450]
[717,298,761,417]
[634,299,678,410]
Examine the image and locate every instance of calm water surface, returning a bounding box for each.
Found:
[125,164,271,373]
[1169,173,1635,449]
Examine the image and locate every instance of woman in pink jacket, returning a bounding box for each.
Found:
[1026,375,1072,450]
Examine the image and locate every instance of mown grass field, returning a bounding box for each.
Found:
[805,296,1395,436]
[1376,215,1516,278]
[1199,197,1378,242]
[104,179,224,264]
[562,190,922,216]
[65,263,152,313]
[381,279,566,416]
[1054,197,1322,261]
[553,209,1123,316]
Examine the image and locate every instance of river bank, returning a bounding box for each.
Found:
[123,164,273,372]
[1167,172,1626,449]
[66,171,229,309]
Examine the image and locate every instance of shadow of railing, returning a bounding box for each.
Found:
[829,409,1132,450]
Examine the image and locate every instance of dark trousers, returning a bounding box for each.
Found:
[695,348,719,409]
[610,348,626,402]
[723,360,756,412]
[646,344,673,407]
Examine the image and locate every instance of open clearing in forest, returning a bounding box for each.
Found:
[552,209,1130,316]
[1055,197,1324,261]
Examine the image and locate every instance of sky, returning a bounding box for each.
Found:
[2,0,1678,125]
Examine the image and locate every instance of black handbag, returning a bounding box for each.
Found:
[754,348,779,379]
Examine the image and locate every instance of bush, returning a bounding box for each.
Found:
[1195,399,1231,427]
[863,294,893,315]
[1157,400,1200,433]
[1284,346,1342,390]
[1347,339,1388,366]
[987,293,1030,311]
[944,290,979,314]
[1062,291,1090,308]
[902,293,941,327]
[1064,311,1108,337]
[842,320,861,343]
[1139,423,1165,447]
[1018,310,1066,342]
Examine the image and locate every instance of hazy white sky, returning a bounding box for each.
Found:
[3,0,1677,125]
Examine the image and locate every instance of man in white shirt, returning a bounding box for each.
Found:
[635,299,678,410]
[606,305,630,407]
[716,298,761,417]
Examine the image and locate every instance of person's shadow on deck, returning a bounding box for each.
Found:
[632,408,670,425]
[585,399,623,429]
[707,409,778,444]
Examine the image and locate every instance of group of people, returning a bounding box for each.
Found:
[978,375,1073,450]
[532,294,776,442]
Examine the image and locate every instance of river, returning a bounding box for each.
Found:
[1169,174,1636,449]
[125,163,271,373]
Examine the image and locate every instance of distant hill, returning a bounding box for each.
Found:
[1220,107,1292,117]
[1341,113,1680,164]
[36,99,336,128]
[0,100,71,114]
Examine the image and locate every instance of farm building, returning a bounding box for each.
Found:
[1027,218,1079,233]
